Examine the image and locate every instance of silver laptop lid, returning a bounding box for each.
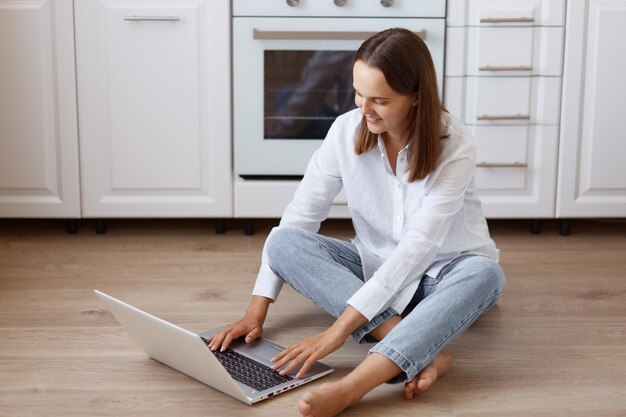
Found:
[95,290,334,404]
[94,290,251,404]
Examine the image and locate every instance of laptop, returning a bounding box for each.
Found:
[94,290,333,404]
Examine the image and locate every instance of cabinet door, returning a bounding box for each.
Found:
[75,0,232,217]
[557,0,626,217]
[0,0,80,218]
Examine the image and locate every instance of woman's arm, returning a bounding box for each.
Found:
[251,122,345,302]
[210,118,348,352]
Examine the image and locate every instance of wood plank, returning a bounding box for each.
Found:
[1,218,625,416]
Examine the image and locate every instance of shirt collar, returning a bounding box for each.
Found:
[377,135,409,155]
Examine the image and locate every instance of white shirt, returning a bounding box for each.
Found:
[253,108,499,321]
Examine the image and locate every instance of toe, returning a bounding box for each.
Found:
[403,383,414,399]
[297,397,312,416]
[417,364,439,390]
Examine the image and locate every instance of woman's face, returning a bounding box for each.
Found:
[353,60,416,143]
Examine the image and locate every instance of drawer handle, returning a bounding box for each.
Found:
[480,17,535,23]
[477,162,528,168]
[479,65,533,71]
[477,114,531,121]
[253,29,426,41]
[124,15,181,21]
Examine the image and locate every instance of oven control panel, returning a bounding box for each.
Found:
[233,0,445,18]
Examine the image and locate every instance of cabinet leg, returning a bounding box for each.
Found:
[66,219,78,234]
[559,219,571,236]
[95,219,107,235]
[215,219,226,234]
[244,219,255,236]
[530,219,542,235]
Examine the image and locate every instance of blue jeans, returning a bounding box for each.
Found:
[266,227,505,383]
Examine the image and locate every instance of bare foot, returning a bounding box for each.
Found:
[298,381,360,417]
[403,351,453,400]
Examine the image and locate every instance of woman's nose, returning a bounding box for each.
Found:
[360,99,371,115]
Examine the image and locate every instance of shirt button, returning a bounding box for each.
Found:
[396,215,402,221]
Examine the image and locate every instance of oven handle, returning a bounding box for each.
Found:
[253,29,426,41]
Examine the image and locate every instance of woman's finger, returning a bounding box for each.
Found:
[245,327,261,343]
[271,342,300,363]
[222,326,250,351]
[295,356,318,378]
[211,327,239,351]
[271,346,303,370]
[220,330,238,351]
[208,332,225,351]
[278,351,311,376]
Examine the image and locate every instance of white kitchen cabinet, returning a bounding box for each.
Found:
[75,0,232,218]
[445,0,566,218]
[0,0,80,218]
[557,0,626,218]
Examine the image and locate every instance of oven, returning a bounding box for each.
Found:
[233,0,447,178]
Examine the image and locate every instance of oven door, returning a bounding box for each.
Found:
[233,17,445,177]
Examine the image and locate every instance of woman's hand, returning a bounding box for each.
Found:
[205,296,271,351]
[206,317,264,352]
[271,326,349,378]
[271,305,368,378]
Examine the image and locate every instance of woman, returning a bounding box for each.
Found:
[208,28,505,417]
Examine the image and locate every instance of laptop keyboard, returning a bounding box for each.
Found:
[201,337,293,392]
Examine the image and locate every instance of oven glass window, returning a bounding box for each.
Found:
[264,50,356,140]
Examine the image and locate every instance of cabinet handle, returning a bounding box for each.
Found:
[253,29,426,41]
[477,162,528,168]
[479,65,533,71]
[477,114,531,121]
[480,17,535,23]
[123,16,181,21]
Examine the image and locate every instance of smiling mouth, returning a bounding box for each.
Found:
[366,117,381,123]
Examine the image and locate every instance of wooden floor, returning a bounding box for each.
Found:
[1,218,625,417]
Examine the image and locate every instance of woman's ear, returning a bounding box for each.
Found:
[412,92,420,106]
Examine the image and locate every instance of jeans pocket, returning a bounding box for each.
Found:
[316,239,361,266]
[420,275,440,299]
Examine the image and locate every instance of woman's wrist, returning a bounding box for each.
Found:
[332,305,368,339]
[244,295,272,323]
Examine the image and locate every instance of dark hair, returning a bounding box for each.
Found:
[353,28,446,182]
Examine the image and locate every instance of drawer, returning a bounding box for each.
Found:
[447,0,566,27]
[476,166,527,191]
[470,125,529,166]
[474,27,563,76]
[446,27,564,76]
[475,77,532,122]
[475,27,534,73]
[473,124,557,192]
[474,125,559,218]
[443,76,561,125]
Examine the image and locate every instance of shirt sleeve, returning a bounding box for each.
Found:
[252,123,344,302]
[346,143,477,320]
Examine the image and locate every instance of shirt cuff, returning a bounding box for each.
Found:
[252,263,284,302]
[346,279,394,321]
